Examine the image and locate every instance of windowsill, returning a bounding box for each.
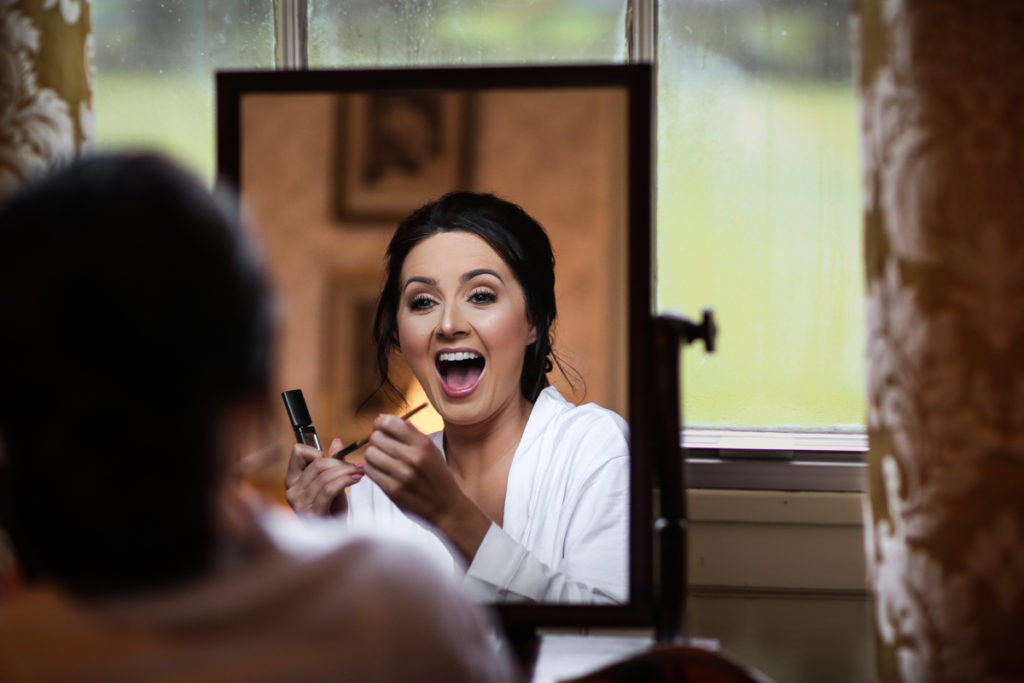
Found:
[682,428,868,493]
[685,458,866,492]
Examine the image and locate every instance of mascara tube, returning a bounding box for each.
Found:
[281,389,321,450]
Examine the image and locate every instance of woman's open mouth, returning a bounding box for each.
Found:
[436,349,486,398]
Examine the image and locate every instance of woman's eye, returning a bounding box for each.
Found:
[469,290,497,305]
[408,295,436,311]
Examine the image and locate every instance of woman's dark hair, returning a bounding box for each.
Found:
[0,153,273,597]
[373,191,561,404]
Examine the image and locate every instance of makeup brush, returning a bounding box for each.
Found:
[332,402,429,459]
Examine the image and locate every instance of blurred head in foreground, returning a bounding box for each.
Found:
[0,154,518,683]
[0,153,274,597]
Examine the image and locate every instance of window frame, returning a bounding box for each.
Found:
[287,0,871,491]
[95,0,867,495]
[639,0,865,488]
[684,428,866,492]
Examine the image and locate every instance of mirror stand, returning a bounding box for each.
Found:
[651,311,717,644]
[501,624,542,679]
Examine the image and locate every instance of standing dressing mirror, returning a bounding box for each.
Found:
[217,64,653,629]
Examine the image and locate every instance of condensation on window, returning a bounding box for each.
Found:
[92,0,275,182]
[657,1,863,432]
[90,0,860,433]
[308,0,628,67]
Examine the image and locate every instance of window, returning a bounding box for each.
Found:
[92,0,274,183]
[308,0,627,67]
[92,1,866,485]
[94,2,626,183]
[657,1,864,437]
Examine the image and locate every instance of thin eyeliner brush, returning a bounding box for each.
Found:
[332,402,429,459]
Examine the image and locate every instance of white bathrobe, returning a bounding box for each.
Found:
[346,386,630,604]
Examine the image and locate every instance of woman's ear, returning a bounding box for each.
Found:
[215,396,269,550]
[222,396,267,463]
[526,323,538,346]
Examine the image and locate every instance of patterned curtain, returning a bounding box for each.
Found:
[0,0,93,200]
[856,1,1024,680]
[0,0,92,601]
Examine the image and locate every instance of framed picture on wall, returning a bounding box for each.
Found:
[335,91,473,221]
[323,273,403,444]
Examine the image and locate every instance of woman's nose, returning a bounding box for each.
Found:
[438,303,470,338]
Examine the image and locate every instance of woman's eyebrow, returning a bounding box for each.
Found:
[402,276,436,293]
[462,268,503,283]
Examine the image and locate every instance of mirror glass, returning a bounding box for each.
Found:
[218,67,650,616]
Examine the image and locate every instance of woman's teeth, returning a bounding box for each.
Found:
[438,351,481,362]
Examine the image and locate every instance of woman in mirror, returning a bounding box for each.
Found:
[285,192,629,604]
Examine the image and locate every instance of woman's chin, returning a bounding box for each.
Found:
[432,391,489,426]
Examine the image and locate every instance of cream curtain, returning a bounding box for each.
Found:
[856,0,1024,680]
[0,0,93,200]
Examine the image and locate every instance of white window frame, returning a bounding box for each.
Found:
[272,0,869,492]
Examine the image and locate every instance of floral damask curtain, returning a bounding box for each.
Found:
[856,0,1024,680]
[0,0,93,200]
[0,0,92,601]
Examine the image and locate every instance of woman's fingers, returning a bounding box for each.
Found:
[361,455,398,496]
[371,413,429,447]
[363,421,429,487]
[363,443,414,486]
[362,452,432,517]
[284,442,321,487]
[362,415,456,521]
[308,465,363,515]
[325,437,348,460]
[286,464,361,515]
[284,451,363,516]
[286,436,355,486]
[367,415,435,465]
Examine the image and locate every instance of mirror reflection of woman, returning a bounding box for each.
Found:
[285,192,629,604]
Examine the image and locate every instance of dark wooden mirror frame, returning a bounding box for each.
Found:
[216,64,654,632]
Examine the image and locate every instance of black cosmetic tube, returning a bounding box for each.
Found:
[281,389,321,450]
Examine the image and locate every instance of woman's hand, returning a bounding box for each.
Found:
[284,438,364,517]
[364,414,490,562]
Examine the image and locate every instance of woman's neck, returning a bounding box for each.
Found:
[443,393,535,481]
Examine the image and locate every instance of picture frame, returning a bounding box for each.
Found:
[335,91,473,221]
[323,273,400,444]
